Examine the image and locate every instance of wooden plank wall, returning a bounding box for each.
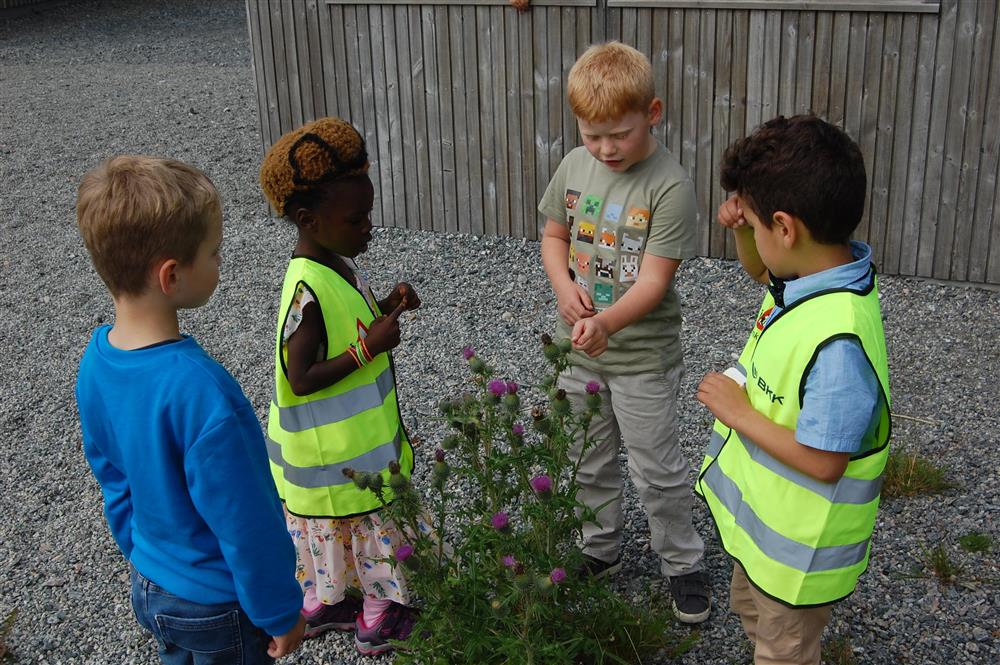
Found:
[246,0,1000,285]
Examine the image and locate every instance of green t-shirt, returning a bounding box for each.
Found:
[538,143,698,374]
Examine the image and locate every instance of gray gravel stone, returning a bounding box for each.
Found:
[2,1,998,664]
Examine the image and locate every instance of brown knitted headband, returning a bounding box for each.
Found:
[259,117,369,216]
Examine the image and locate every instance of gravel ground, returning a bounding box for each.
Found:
[2,2,998,663]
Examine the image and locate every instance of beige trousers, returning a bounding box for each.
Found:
[730,563,833,665]
[560,364,704,577]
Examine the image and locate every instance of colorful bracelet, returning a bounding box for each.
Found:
[359,338,374,363]
[347,343,364,368]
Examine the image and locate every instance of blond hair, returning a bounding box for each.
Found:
[76,156,220,297]
[567,41,655,123]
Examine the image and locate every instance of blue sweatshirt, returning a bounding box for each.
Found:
[75,327,301,636]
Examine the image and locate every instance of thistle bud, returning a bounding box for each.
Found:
[469,356,487,374]
[389,472,409,492]
[441,434,461,450]
[557,338,572,354]
[551,389,571,416]
[585,393,602,412]
[368,473,384,493]
[531,407,552,435]
[435,448,446,463]
[502,392,520,413]
[388,460,401,474]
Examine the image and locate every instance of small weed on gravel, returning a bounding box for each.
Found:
[925,544,962,584]
[882,449,954,497]
[959,532,993,553]
[0,608,16,662]
[822,634,857,665]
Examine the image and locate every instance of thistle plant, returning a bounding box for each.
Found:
[345,335,683,664]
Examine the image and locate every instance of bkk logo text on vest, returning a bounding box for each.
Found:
[750,363,784,405]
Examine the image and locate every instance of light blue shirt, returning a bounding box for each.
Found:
[764,241,883,454]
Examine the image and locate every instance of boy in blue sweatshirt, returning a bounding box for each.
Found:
[75,156,305,663]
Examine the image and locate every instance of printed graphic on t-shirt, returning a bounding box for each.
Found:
[583,194,603,217]
[595,255,615,280]
[625,207,650,229]
[620,254,639,282]
[566,189,581,210]
[599,227,616,249]
[594,283,613,306]
[566,190,651,312]
[621,231,644,254]
[603,203,623,223]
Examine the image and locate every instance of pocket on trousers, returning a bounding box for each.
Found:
[155,609,241,657]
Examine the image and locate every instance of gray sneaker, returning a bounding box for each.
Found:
[354,602,419,656]
[669,570,711,624]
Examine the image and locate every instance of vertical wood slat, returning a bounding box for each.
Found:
[424,6,449,233]
[972,5,1000,284]
[867,13,901,269]
[394,5,418,228]
[433,6,459,232]
[725,9,748,260]
[882,13,919,276]
[855,13,882,248]
[945,0,993,281]
[695,10,715,253]
[248,0,999,285]
[709,9,732,259]
[382,7,407,227]
[449,7,472,233]
[918,0,956,276]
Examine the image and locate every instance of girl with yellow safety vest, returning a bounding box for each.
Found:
[259,117,424,656]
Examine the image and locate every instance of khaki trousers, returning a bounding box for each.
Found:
[730,563,833,665]
[560,364,704,577]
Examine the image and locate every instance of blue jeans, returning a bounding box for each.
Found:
[130,566,274,665]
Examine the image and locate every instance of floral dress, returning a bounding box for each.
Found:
[281,257,430,606]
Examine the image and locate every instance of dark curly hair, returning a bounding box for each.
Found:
[720,115,866,245]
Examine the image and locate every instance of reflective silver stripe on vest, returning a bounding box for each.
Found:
[707,430,726,457]
[735,361,747,378]
[740,432,882,505]
[274,366,395,433]
[703,463,870,572]
[266,429,403,489]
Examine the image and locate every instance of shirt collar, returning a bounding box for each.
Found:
[771,240,873,309]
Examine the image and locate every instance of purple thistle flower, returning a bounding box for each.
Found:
[462,346,475,360]
[487,379,507,397]
[395,544,414,562]
[502,554,517,568]
[512,423,525,437]
[491,511,510,531]
[506,381,519,394]
[585,380,601,395]
[549,567,567,584]
[530,474,553,495]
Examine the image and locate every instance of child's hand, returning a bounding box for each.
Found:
[268,614,305,657]
[717,195,747,230]
[366,300,407,356]
[571,316,608,357]
[384,282,421,312]
[697,371,752,430]
[556,282,596,326]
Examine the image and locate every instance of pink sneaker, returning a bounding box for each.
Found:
[354,602,420,655]
[302,596,363,639]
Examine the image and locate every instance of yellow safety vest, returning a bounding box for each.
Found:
[696,279,891,606]
[267,257,413,518]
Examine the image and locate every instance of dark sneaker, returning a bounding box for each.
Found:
[669,570,711,624]
[354,602,420,656]
[577,552,622,580]
[303,596,363,639]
